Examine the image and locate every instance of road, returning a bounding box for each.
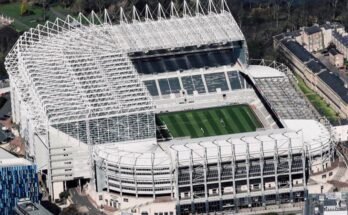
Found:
[70,188,104,215]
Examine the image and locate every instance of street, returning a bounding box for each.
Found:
[70,188,104,215]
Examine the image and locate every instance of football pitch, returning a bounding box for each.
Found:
[157,105,263,139]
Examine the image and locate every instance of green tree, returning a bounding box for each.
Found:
[20,0,28,16]
[59,191,70,200]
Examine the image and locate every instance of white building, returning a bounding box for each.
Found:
[6,1,335,214]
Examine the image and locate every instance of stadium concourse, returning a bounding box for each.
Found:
[5,1,335,215]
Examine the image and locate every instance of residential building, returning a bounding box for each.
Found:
[329,48,344,68]
[302,25,324,52]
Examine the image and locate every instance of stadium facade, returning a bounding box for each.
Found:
[5,1,335,214]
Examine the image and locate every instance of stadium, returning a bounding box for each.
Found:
[5,1,334,214]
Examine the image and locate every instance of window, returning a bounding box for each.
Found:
[329,172,333,176]
[99,195,103,200]
[123,198,128,202]
[170,212,174,215]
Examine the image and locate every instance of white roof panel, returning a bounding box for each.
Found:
[6,10,245,128]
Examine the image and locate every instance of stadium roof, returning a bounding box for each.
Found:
[94,119,331,168]
[247,65,285,78]
[5,0,245,129]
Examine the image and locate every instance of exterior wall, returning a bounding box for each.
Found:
[322,28,333,48]
[332,31,348,59]
[175,150,307,214]
[329,52,344,68]
[52,182,64,200]
[100,192,176,214]
[0,164,39,215]
[302,32,324,52]
[48,127,92,200]
[101,161,173,197]
[332,125,348,142]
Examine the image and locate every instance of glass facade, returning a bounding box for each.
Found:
[0,164,39,215]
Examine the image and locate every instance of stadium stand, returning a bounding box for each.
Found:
[204,72,229,92]
[144,80,159,96]
[254,76,317,119]
[131,45,243,74]
[227,71,244,90]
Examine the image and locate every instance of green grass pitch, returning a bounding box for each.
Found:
[157,105,263,139]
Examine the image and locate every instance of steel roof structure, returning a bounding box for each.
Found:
[5,0,245,140]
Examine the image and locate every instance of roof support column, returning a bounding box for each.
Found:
[285,133,294,204]
[106,161,109,193]
[257,137,266,208]
[245,142,251,208]
[151,153,155,199]
[189,149,195,213]
[203,147,209,213]
[217,145,223,211]
[174,151,180,214]
[117,157,122,197]
[229,140,237,213]
[270,135,280,207]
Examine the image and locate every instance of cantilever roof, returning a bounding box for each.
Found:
[93,119,331,168]
[113,12,244,52]
[5,3,245,127]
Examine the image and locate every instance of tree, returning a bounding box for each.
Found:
[286,0,294,21]
[272,0,280,28]
[59,191,70,200]
[331,0,339,19]
[20,0,28,16]
[95,0,106,13]
[60,0,73,8]
[72,0,86,13]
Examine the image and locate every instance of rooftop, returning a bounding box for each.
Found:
[329,48,340,56]
[94,119,330,167]
[333,31,348,47]
[0,148,32,167]
[281,39,348,103]
[247,65,285,78]
[14,199,52,215]
[304,25,321,35]
[5,2,245,128]
[318,71,348,103]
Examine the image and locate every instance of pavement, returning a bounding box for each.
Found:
[70,188,104,215]
[304,195,323,215]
